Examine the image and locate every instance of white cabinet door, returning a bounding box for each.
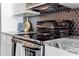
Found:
[45,45,77,56]
[1,33,13,56]
[1,33,25,56]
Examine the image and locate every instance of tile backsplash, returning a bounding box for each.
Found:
[27,9,79,35]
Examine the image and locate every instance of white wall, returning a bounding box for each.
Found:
[13,3,26,15]
[1,3,23,32]
[0,3,1,55]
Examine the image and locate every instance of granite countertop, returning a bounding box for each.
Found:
[2,32,41,45]
[44,37,79,54]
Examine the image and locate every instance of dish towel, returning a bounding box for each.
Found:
[16,43,25,56]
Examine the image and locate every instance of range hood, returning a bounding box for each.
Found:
[60,3,79,8]
[13,10,40,17]
[31,3,71,13]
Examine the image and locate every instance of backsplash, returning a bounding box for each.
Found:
[26,9,79,35]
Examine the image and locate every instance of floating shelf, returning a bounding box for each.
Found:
[13,10,40,17]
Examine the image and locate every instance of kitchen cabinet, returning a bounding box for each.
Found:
[1,33,25,56]
[1,33,13,56]
[1,33,26,56]
[45,45,77,56]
